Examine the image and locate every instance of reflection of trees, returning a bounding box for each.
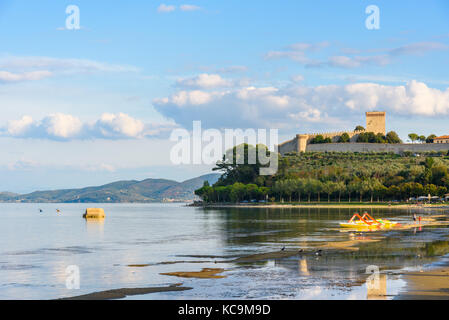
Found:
[203,207,347,246]
[204,207,407,246]
[201,207,449,273]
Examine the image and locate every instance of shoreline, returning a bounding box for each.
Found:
[396,264,449,300]
[195,203,449,210]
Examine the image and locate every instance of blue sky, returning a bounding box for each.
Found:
[1,0,449,192]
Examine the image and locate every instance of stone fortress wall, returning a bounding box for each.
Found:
[306,142,449,153]
[277,111,449,155]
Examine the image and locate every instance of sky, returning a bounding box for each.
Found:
[1,0,449,193]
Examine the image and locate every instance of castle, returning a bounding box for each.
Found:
[278,111,449,155]
[278,112,386,154]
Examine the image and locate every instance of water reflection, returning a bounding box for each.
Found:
[85,219,105,236]
[204,207,449,299]
[0,203,448,299]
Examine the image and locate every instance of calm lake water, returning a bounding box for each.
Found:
[0,203,448,300]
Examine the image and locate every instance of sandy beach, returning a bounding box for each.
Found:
[397,266,449,299]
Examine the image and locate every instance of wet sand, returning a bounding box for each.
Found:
[59,283,192,300]
[396,267,449,300]
[231,250,303,263]
[160,268,226,279]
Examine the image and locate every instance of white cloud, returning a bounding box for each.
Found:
[1,113,176,140]
[266,41,447,69]
[6,116,34,136]
[389,42,448,56]
[291,74,305,83]
[95,113,145,138]
[289,109,322,122]
[0,70,53,83]
[0,56,139,75]
[176,73,233,89]
[153,80,449,131]
[42,113,83,138]
[180,4,201,11]
[217,65,248,73]
[157,4,176,13]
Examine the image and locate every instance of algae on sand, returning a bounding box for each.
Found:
[160,268,226,279]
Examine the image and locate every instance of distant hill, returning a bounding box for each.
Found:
[0,173,220,203]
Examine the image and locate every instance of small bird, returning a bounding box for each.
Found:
[56,209,61,214]
[298,249,304,253]
[315,250,323,256]
[39,209,43,213]
[281,247,286,251]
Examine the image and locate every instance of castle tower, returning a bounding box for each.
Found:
[366,111,386,135]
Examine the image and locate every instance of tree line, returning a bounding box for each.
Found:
[195,145,449,204]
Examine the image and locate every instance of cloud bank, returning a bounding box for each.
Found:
[0,56,139,83]
[1,113,175,140]
[266,41,448,69]
[154,79,449,131]
[157,4,202,13]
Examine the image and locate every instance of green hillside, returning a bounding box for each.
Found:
[195,146,449,203]
[0,174,220,203]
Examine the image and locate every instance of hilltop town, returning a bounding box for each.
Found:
[278,111,449,155]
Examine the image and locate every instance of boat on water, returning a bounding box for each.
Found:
[340,212,399,230]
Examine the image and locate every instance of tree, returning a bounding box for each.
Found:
[425,184,438,196]
[338,133,351,143]
[431,165,448,186]
[366,178,383,202]
[335,181,346,203]
[408,133,419,144]
[357,132,377,143]
[355,125,365,131]
[426,134,437,144]
[195,183,214,202]
[304,179,323,202]
[419,135,426,144]
[375,133,386,143]
[213,144,275,186]
[310,135,330,144]
[386,131,402,144]
[294,178,306,202]
[304,179,315,202]
[323,181,338,202]
[348,180,359,203]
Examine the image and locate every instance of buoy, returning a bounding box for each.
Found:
[83,208,105,219]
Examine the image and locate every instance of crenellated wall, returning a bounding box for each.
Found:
[277,130,364,154]
[306,143,449,153]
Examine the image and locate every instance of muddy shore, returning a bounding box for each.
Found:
[58,284,192,300]
[396,266,449,300]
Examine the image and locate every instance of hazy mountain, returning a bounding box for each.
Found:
[0,173,220,203]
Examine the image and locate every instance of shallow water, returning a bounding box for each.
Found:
[0,203,448,300]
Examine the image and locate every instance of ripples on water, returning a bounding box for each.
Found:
[0,203,448,300]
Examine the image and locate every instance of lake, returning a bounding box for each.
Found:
[0,203,448,300]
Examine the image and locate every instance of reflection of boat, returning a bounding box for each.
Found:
[340,213,399,230]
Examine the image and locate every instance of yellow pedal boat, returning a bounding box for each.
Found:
[340,213,399,230]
